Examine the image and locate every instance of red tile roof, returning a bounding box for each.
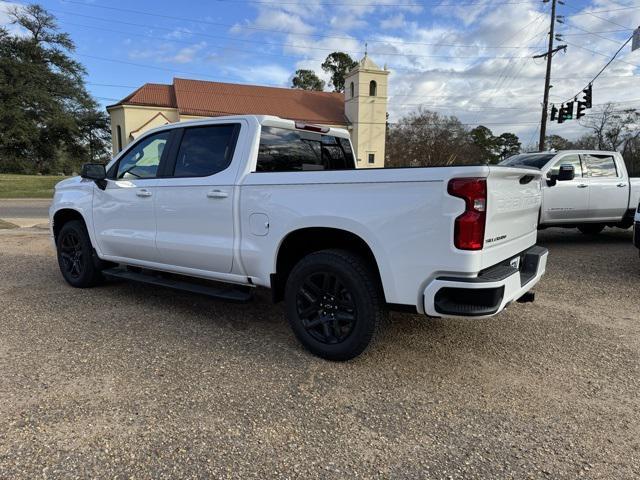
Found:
[110,78,348,126]
[117,83,177,109]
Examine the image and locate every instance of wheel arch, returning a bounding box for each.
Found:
[52,208,88,241]
[271,227,386,303]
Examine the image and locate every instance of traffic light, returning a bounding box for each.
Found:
[576,101,587,119]
[583,84,592,108]
[550,104,558,121]
[563,101,574,121]
[558,104,565,124]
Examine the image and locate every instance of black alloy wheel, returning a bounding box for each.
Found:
[56,220,104,288]
[285,249,388,361]
[59,229,85,279]
[296,271,358,345]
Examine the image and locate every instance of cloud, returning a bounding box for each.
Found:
[0,1,27,36]
[128,41,208,64]
[225,63,292,86]
[380,14,406,30]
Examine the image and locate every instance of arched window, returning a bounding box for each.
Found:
[116,125,123,152]
[350,82,354,98]
[369,80,377,96]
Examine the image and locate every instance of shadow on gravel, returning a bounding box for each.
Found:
[537,227,633,245]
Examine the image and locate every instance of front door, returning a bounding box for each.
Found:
[541,154,590,224]
[154,123,241,273]
[93,130,171,262]
[583,153,629,221]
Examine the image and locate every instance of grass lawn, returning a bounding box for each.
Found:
[0,219,18,229]
[0,174,69,198]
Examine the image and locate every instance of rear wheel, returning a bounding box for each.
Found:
[56,220,104,287]
[578,224,605,235]
[284,249,387,361]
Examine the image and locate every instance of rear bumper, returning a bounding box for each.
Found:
[423,245,548,318]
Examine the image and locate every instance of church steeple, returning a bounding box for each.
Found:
[344,54,389,168]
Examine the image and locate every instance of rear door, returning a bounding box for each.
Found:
[153,122,242,273]
[540,153,590,224]
[583,153,628,221]
[93,130,172,262]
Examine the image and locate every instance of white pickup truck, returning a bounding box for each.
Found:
[500,150,640,234]
[50,115,548,360]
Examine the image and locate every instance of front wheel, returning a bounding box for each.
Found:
[56,220,104,288]
[284,249,387,361]
[578,224,605,235]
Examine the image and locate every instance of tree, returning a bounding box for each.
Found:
[321,52,357,93]
[291,69,325,91]
[579,103,639,151]
[469,125,498,163]
[386,108,479,167]
[495,132,521,161]
[386,109,523,167]
[544,134,574,151]
[0,4,110,174]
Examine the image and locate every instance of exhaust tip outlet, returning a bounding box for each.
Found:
[517,292,535,303]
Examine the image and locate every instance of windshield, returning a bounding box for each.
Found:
[499,153,556,169]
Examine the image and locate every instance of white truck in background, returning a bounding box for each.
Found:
[634,202,640,256]
[501,150,640,234]
[50,115,549,360]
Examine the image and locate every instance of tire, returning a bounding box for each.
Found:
[56,220,104,288]
[284,249,388,361]
[578,224,605,235]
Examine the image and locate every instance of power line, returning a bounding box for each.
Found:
[559,33,635,105]
[559,22,629,45]
[563,39,640,68]
[208,0,538,6]
[562,2,638,30]
[46,4,548,49]
[60,20,544,60]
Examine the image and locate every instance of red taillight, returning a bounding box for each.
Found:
[448,177,487,250]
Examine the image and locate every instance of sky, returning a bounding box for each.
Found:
[2,0,639,147]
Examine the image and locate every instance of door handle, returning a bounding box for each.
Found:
[617,183,627,187]
[577,184,588,188]
[136,189,152,197]
[207,189,228,199]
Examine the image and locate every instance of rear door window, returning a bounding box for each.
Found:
[171,124,239,178]
[256,126,355,172]
[583,154,618,178]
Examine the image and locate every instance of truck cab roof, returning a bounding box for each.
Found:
[135,114,351,141]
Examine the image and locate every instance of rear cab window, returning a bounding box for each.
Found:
[256,126,355,172]
[583,154,618,178]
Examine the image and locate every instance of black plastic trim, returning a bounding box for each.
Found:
[103,267,253,302]
[437,245,548,287]
[434,286,504,316]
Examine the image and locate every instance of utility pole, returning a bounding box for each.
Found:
[535,0,565,151]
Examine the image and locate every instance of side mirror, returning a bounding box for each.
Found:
[557,164,575,181]
[80,163,107,190]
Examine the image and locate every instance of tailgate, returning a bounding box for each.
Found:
[482,166,543,267]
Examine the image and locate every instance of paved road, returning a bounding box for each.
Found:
[0,227,638,479]
[0,198,50,219]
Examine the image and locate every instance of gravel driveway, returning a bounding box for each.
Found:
[0,228,638,479]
